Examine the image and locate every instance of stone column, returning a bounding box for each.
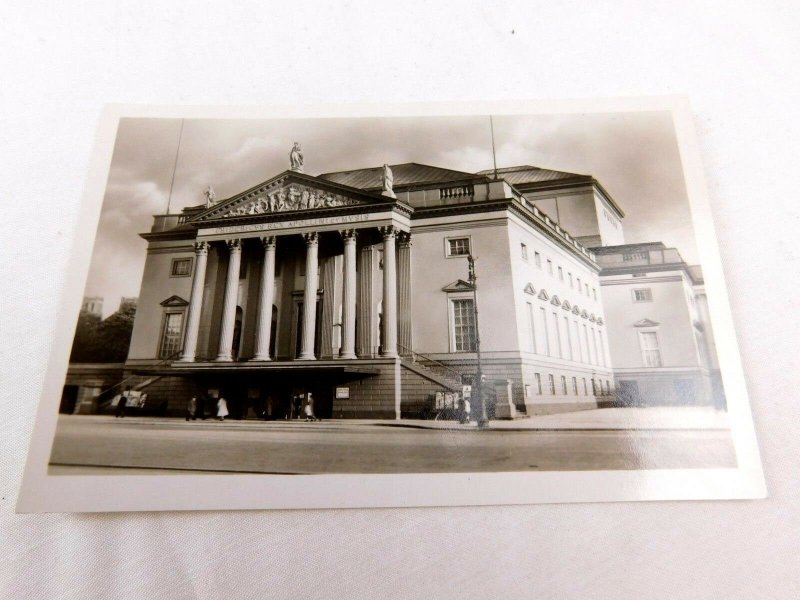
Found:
[357,244,375,358]
[178,241,209,362]
[252,236,276,361]
[340,229,358,359]
[380,226,398,358]
[397,231,412,356]
[216,239,241,361]
[298,232,319,360]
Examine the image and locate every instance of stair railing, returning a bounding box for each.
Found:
[397,343,467,384]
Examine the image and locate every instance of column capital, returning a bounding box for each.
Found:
[302,231,319,246]
[193,240,209,255]
[259,235,276,249]
[339,228,358,242]
[379,225,397,239]
[225,238,242,253]
[397,231,412,248]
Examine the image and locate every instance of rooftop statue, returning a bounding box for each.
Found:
[289,142,304,172]
[381,163,396,198]
[204,185,216,207]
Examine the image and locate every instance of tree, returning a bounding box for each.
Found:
[70,310,102,362]
[69,304,136,363]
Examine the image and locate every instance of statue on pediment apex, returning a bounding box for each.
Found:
[381,164,396,199]
[204,185,216,207]
[289,142,304,172]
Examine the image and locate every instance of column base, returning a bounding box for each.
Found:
[215,355,234,362]
[249,356,272,362]
[176,355,196,363]
[339,352,357,360]
[381,351,398,358]
[297,354,317,361]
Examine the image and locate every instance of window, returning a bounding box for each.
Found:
[583,378,588,395]
[540,307,550,356]
[446,237,471,257]
[547,259,553,275]
[585,283,590,297]
[577,277,581,290]
[591,379,597,395]
[548,374,556,395]
[170,258,192,277]
[535,373,542,395]
[451,298,477,352]
[534,251,541,267]
[597,330,606,367]
[592,287,597,301]
[525,384,531,399]
[639,331,662,367]
[159,312,184,358]
[568,272,573,287]
[633,288,653,302]
[558,266,563,281]
[526,302,536,353]
[572,376,578,395]
[561,375,567,395]
[564,316,573,360]
[521,243,528,260]
[552,312,562,358]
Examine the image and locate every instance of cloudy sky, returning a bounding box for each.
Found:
[86,111,695,317]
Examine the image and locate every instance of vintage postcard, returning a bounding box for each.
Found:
[17,98,765,512]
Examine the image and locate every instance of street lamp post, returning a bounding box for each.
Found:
[467,254,489,427]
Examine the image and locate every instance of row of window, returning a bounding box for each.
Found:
[524,302,607,366]
[524,374,613,398]
[520,242,597,301]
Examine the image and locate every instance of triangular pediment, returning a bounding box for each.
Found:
[634,318,660,327]
[537,289,549,301]
[442,279,475,292]
[580,309,589,319]
[550,295,561,306]
[572,305,581,315]
[160,295,189,307]
[523,282,536,295]
[191,171,395,223]
[562,300,572,311]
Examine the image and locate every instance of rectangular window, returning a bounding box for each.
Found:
[170,258,192,277]
[552,311,563,358]
[574,320,584,362]
[534,251,541,267]
[577,277,581,291]
[526,302,536,353]
[583,378,588,395]
[159,312,184,358]
[572,376,578,395]
[597,330,606,367]
[563,316,573,360]
[548,374,556,395]
[451,298,477,352]
[558,266,563,281]
[561,375,567,395]
[525,384,531,399]
[568,272,573,287]
[535,373,542,395]
[590,327,598,366]
[639,331,662,367]
[585,283,590,297]
[633,288,653,302]
[592,287,597,301]
[446,237,471,257]
[547,259,553,275]
[591,379,597,395]
[583,324,592,364]
[521,243,528,260]
[540,307,550,356]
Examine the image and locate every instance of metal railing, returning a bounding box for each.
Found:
[96,350,183,404]
[397,343,466,384]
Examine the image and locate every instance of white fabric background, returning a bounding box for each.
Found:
[1,2,798,598]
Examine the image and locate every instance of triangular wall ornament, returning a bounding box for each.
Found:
[634,318,660,327]
[537,289,549,301]
[160,295,189,307]
[581,309,589,319]
[562,300,572,311]
[589,313,597,322]
[523,282,536,295]
[441,279,475,292]
[597,317,604,325]
[550,295,561,306]
[572,305,581,315]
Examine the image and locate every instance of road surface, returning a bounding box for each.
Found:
[48,416,737,474]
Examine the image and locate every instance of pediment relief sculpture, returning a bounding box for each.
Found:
[220,184,362,218]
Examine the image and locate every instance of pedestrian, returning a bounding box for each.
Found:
[115,388,129,418]
[186,396,197,421]
[304,394,317,422]
[196,394,206,420]
[216,396,229,421]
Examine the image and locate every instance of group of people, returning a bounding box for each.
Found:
[185,395,228,421]
[184,394,318,422]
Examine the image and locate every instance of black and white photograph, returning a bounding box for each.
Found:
[16,99,765,513]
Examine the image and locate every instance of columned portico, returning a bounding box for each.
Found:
[298,232,319,360]
[251,236,276,361]
[380,226,398,358]
[216,239,241,361]
[339,229,358,359]
[178,241,209,362]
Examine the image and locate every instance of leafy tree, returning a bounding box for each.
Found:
[70,310,102,362]
[70,303,136,363]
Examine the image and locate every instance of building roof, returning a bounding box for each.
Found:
[476,165,592,185]
[318,162,479,190]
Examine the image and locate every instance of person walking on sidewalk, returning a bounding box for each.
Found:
[186,396,197,421]
[216,396,229,421]
[115,388,129,418]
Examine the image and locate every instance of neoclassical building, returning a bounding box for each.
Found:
[111,151,719,419]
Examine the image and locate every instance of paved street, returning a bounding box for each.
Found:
[49,414,737,474]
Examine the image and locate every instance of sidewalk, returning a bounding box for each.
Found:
[68,407,730,431]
